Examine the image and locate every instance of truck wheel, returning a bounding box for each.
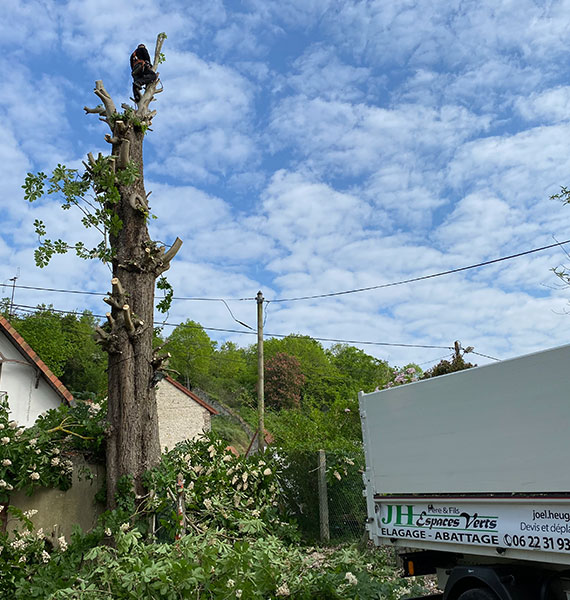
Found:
[457,588,498,600]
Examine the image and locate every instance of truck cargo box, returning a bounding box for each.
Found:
[359,344,570,496]
[359,344,570,567]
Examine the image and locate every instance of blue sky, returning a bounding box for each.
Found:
[2,0,570,368]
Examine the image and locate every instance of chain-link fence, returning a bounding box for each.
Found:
[277,449,366,544]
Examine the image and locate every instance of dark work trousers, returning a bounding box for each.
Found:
[132,69,158,102]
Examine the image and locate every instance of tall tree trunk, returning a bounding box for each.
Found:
[86,34,182,507]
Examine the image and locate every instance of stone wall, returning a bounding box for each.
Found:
[156,380,211,452]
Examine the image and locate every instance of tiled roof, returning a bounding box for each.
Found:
[164,376,218,415]
[0,316,73,405]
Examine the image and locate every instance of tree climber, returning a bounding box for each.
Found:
[130,43,158,103]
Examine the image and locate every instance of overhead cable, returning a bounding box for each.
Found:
[2,239,569,304]
[270,239,570,302]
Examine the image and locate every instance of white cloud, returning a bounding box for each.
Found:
[148,51,257,181]
[516,86,570,123]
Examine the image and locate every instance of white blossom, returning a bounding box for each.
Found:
[345,572,358,585]
[276,582,290,596]
[0,480,7,488]
[203,498,213,511]
[333,471,341,481]
[88,403,101,415]
[2,459,11,466]
[105,528,112,536]
[8,421,18,429]
[51,457,60,466]
[30,472,40,481]
[263,468,272,476]
[236,590,243,598]
[41,550,51,563]
[227,579,235,588]
[0,424,4,429]
[23,509,38,518]
[1,437,10,444]
[58,535,68,551]
[119,523,130,532]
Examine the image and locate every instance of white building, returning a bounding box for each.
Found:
[0,316,73,426]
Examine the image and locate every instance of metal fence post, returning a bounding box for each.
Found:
[318,449,330,543]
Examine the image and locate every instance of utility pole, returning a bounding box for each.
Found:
[8,275,18,319]
[454,340,461,359]
[256,290,265,452]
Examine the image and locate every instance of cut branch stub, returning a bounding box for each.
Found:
[84,104,106,115]
[162,237,182,266]
[93,80,117,122]
[128,193,148,212]
[117,139,130,170]
[111,277,126,304]
[122,304,135,334]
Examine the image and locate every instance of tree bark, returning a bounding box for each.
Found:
[85,33,181,507]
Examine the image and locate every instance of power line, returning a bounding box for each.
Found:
[270,239,570,302]
[471,350,500,361]
[2,239,569,305]
[9,303,454,352]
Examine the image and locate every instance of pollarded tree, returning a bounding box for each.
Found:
[23,33,182,507]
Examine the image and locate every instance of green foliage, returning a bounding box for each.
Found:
[211,415,252,454]
[421,353,476,379]
[0,395,75,503]
[13,521,430,600]
[23,157,130,267]
[0,506,61,597]
[164,320,216,389]
[10,307,107,396]
[328,344,392,393]
[156,275,174,313]
[141,433,292,541]
[32,400,107,463]
[12,306,71,378]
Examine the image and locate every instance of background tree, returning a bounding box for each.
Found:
[10,307,71,378]
[264,352,305,410]
[164,320,216,389]
[23,33,182,506]
[328,343,392,394]
[9,307,107,397]
[421,342,475,379]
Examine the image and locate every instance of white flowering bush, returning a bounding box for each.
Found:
[0,396,76,504]
[140,433,295,541]
[0,505,69,597]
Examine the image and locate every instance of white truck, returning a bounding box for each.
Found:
[359,344,570,600]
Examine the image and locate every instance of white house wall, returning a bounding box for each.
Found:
[0,331,62,427]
